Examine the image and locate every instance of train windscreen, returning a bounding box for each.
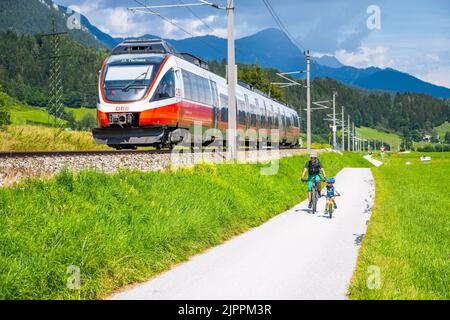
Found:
[102,59,161,102]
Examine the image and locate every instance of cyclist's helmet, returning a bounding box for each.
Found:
[327,177,335,184]
[310,152,317,158]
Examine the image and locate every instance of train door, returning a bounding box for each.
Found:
[210,80,219,129]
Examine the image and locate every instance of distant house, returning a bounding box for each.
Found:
[422,134,440,143]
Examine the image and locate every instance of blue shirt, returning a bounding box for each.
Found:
[326,185,335,197]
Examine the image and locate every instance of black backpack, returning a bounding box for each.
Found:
[308,159,321,174]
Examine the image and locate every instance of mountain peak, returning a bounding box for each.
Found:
[314,55,343,68]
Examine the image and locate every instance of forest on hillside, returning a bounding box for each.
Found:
[0,31,448,141]
[210,59,450,140]
[0,31,108,108]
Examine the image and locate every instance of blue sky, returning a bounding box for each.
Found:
[54,0,450,88]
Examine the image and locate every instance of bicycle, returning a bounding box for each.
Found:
[302,177,325,214]
[325,194,340,219]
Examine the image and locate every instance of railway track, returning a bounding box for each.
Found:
[0,147,305,159]
[0,149,173,159]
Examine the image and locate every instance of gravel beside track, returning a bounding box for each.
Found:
[0,148,326,187]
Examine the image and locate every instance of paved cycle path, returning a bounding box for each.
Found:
[363,154,383,167]
[112,168,375,300]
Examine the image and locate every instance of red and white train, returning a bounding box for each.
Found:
[93,39,300,149]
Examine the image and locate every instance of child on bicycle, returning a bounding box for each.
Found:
[324,178,340,211]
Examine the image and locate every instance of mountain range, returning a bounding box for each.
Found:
[2,0,450,99]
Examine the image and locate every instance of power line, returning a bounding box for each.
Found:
[262,0,306,53]
[132,0,224,55]
[173,0,248,57]
[178,0,219,36]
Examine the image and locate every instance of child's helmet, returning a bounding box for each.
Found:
[327,177,335,183]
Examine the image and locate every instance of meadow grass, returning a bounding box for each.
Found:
[348,152,450,299]
[65,107,96,121]
[10,103,96,126]
[0,153,368,299]
[9,105,59,126]
[357,126,402,149]
[0,125,108,151]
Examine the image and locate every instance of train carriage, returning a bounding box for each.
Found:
[93,39,300,149]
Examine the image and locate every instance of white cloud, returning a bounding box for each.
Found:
[72,1,141,37]
[74,1,227,39]
[77,0,101,14]
[102,8,141,37]
[335,46,395,68]
[158,15,227,39]
[419,68,450,88]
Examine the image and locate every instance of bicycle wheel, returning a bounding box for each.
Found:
[328,202,333,219]
[312,189,317,213]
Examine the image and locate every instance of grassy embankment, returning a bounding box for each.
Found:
[349,152,450,299]
[2,103,105,151]
[0,125,108,151]
[0,152,368,299]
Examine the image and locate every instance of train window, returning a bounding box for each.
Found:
[220,94,228,122]
[181,70,213,106]
[181,70,192,101]
[151,69,175,101]
[203,77,212,105]
[103,63,157,102]
[210,81,218,107]
[198,75,206,104]
[238,99,246,124]
[250,104,257,127]
[191,74,201,103]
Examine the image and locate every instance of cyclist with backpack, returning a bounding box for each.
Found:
[301,153,327,209]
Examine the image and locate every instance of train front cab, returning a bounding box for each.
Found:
[93,55,185,149]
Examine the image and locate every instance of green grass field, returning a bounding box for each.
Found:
[10,104,96,126]
[349,152,450,299]
[357,127,402,150]
[0,125,108,151]
[65,107,96,121]
[0,153,369,299]
[10,104,59,126]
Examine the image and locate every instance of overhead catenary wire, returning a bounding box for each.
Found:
[132,0,224,55]
[262,0,306,53]
[177,0,219,36]
[176,0,247,57]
